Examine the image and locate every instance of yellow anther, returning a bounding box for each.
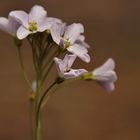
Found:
[28,21,38,32]
[65,38,71,48]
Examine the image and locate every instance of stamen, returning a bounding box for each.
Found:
[28,21,38,32]
[65,38,71,48]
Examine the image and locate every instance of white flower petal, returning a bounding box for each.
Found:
[98,81,115,92]
[92,58,117,82]
[94,58,115,74]
[38,17,63,32]
[32,81,37,92]
[47,17,62,24]
[92,58,117,92]
[50,23,65,45]
[0,15,20,36]
[38,19,51,32]
[63,54,77,68]
[93,71,117,82]
[78,35,85,42]
[17,26,30,39]
[64,23,84,44]
[81,41,90,48]
[0,17,11,34]
[67,43,90,63]
[54,54,87,79]
[64,69,87,79]
[54,57,65,78]
[75,37,90,48]
[9,10,28,27]
[68,43,88,54]
[8,16,20,33]
[78,53,90,63]
[29,5,47,23]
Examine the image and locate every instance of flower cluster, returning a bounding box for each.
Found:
[0,5,118,140]
[0,5,117,92]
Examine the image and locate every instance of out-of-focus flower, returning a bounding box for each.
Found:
[10,5,62,39]
[32,81,37,93]
[51,23,90,63]
[0,13,20,36]
[29,81,37,101]
[54,54,87,79]
[83,58,117,92]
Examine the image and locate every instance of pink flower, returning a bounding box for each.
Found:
[54,54,87,79]
[92,58,117,92]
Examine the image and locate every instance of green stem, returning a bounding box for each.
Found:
[41,77,81,109]
[17,47,32,90]
[40,42,54,64]
[34,77,81,140]
[29,101,34,140]
[28,36,44,140]
[42,49,61,84]
[34,71,43,140]
[42,47,59,71]
[35,117,41,140]
[36,81,57,123]
[35,81,57,140]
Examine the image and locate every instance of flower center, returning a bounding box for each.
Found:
[65,39,71,48]
[28,21,38,32]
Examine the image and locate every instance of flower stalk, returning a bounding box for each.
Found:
[17,46,32,90]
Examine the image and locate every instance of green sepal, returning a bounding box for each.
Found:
[82,72,93,80]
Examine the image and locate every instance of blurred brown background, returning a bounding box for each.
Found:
[0,0,140,140]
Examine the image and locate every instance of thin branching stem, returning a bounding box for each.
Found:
[17,47,32,89]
